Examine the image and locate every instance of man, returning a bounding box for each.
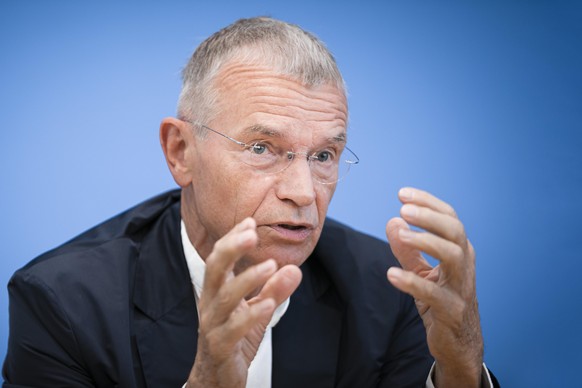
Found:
[3,17,498,387]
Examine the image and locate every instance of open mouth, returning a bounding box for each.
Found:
[270,223,312,241]
[278,224,306,231]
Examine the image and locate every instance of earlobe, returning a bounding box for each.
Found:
[160,117,193,187]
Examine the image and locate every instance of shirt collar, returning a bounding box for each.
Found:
[180,220,289,328]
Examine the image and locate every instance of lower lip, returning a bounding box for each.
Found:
[268,225,312,242]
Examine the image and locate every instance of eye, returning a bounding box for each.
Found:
[314,150,334,163]
[244,141,279,169]
[249,142,268,155]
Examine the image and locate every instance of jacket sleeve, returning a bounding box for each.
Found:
[377,294,502,388]
[379,292,434,387]
[2,270,95,387]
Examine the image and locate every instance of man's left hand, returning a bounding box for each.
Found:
[386,187,484,388]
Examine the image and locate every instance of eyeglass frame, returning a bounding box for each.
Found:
[186,120,359,184]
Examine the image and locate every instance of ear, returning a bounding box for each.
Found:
[160,117,194,187]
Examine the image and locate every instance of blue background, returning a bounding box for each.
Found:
[1,1,581,386]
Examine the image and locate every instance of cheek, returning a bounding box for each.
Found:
[316,185,336,215]
[201,169,277,233]
[235,175,277,216]
[192,154,248,232]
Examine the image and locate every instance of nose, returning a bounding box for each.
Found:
[275,156,316,207]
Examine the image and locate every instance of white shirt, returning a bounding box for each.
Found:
[180,221,493,388]
[181,221,288,388]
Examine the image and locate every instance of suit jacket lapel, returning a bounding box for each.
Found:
[272,254,344,388]
[132,200,199,387]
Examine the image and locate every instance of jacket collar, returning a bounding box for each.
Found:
[272,243,344,388]
[132,191,199,387]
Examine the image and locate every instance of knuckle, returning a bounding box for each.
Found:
[451,219,466,243]
[447,244,465,262]
[423,281,438,300]
[450,301,466,330]
[410,276,432,299]
[213,237,233,256]
[444,203,458,218]
[249,302,267,320]
[467,240,476,258]
[205,253,219,270]
[208,238,238,269]
[198,310,212,332]
[401,271,416,288]
[216,289,234,309]
[251,263,266,278]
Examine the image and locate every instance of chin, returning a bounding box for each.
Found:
[265,244,314,268]
[236,244,313,273]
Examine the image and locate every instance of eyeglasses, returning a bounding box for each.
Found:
[189,122,359,184]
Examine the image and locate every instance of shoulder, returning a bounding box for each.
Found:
[10,189,182,304]
[5,190,186,379]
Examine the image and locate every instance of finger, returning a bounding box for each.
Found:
[207,259,278,326]
[387,267,471,329]
[386,217,432,273]
[251,265,302,307]
[398,187,458,219]
[205,298,276,357]
[387,267,445,306]
[203,218,257,300]
[399,204,468,247]
[397,228,472,276]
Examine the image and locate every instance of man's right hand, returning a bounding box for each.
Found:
[186,217,302,388]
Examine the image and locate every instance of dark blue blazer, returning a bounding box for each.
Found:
[3,189,481,387]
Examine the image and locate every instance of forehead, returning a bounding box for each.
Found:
[211,63,348,141]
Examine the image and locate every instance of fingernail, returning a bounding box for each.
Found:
[258,259,276,274]
[398,228,414,240]
[401,204,417,218]
[399,188,413,200]
[387,267,403,281]
[238,229,255,244]
[240,217,255,229]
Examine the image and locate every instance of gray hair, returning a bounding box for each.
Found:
[177,17,346,126]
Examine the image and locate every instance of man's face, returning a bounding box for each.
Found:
[183,62,348,272]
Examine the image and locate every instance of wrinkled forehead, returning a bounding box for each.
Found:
[211,62,349,139]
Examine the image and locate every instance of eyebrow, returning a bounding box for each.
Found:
[245,124,283,138]
[331,133,347,144]
[243,124,347,144]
